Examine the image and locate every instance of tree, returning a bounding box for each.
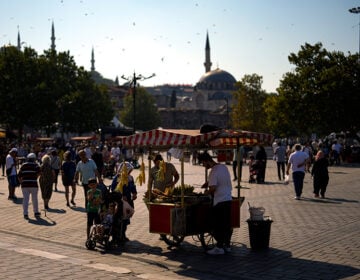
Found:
[231,74,268,132]
[271,43,360,136]
[120,87,161,131]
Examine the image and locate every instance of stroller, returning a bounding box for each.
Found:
[85,213,113,250]
[248,156,260,183]
[85,185,124,250]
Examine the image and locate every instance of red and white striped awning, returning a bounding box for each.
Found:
[120,129,218,149]
[209,129,273,148]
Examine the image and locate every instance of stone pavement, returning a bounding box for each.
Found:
[0,156,359,279]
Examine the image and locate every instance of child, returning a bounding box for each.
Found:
[248,155,257,183]
[86,178,102,238]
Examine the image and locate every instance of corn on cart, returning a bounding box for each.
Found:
[120,128,273,250]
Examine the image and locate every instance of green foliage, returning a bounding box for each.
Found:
[231,74,269,132]
[120,87,161,131]
[272,43,360,136]
[0,45,113,138]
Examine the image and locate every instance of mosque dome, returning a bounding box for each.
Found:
[196,68,236,91]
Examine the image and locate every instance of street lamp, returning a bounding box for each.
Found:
[349,7,360,55]
[121,72,155,133]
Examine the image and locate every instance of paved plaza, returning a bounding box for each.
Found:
[0,156,359,279]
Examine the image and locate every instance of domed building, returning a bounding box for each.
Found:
[159,32,237,129]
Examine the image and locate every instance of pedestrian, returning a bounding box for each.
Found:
[39,154,55,210]
[74,149,102,208]
[6,147,19,200]
[110,161,137,242]
[148,154,179,193]
[0,142,6,176]
[61,151,77,207]
[274,142,287,180]
[91,146,104,179]
[286,144,310,200]
[50,150,61,192]
[311,151,329,198]
[18,153,41,219]
[255,145,267,183]
[331,140,342,165]
[232,146,245,182]
[198,152,232,255]
[86,178,102,238]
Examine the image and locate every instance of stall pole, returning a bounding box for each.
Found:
[236,140,241,199]
[147,149,152,201]
[181,153,185,207]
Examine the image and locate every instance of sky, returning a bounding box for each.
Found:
[1,0,359,93]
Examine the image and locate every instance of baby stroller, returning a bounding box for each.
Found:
[248,157,260,183]
[85,215,113,250]
[85,184,121,250]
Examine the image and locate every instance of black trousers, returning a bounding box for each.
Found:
[212,200,232,248]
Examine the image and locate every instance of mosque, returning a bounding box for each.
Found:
[14,23,238,130]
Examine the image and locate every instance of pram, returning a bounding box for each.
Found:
[248,158,261,183]
[85,217,113,250]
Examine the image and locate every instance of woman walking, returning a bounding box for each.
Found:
[61,151,77,207]
[39,154,55,209]
[311,151,329,198]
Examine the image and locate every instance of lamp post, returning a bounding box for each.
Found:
[349,7,360,55]
[121,72,155,133]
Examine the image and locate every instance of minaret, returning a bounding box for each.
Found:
[17,27,21,51]
[91,47,95,71]
[204,31,212,73]
[51,21,56,51]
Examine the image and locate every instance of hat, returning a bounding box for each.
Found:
[9,148,18,153]
[27,153,36,159]
[118,162,134,173]
[88,178,97,184]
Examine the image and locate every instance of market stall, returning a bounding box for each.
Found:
[120,128,273,249]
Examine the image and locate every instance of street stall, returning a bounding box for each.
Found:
[120,128,273,249]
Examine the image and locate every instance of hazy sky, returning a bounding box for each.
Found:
[1,0,359,92]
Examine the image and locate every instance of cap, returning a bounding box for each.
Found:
[118,162,134,173]
[88,178,97,184]
[27,153,36,159]
[9,148,18,153]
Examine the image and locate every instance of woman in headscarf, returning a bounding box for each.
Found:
[39,154,55,209]
[311,151,329,198]
[110,162,137,242]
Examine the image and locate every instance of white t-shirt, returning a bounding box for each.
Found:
[288,150,309,173]
[208,164,232,206]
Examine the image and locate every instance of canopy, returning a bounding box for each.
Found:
[35,137,54,142]
[120,128,273,150]
[120,128,218,150]
[208,129,274,148]
[71,135,97,141]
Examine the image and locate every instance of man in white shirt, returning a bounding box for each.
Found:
[286,144,309,200]
[198,152,232,255]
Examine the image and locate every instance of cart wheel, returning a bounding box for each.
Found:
[160,234,184,247]
[199,232,215,250]
[85,239,96,250]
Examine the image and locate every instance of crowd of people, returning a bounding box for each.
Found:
[0,139,141,247]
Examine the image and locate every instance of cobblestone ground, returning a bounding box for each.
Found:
[0,154,359,279]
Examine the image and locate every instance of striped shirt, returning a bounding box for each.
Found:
[18,161,40,188]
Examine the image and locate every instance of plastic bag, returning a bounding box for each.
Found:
[284,175,290,185]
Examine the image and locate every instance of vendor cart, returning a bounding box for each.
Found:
[120,128,273,250]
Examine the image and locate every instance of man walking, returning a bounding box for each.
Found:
[286,144,309,200]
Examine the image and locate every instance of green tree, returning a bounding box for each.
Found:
[120,87,161,131]
[272,43,360,136]
[231,74,268,132]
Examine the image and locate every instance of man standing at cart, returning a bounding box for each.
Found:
[198,152,232,255]
[149,154,179,193]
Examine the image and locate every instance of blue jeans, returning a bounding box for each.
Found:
[292,171,305,197]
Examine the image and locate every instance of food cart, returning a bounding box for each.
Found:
[120,128,273,249]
